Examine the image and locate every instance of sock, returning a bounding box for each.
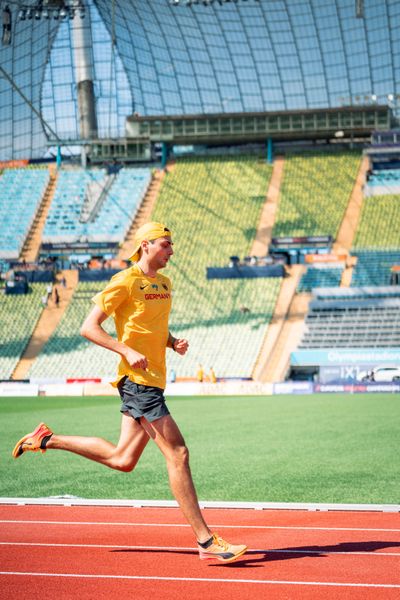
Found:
[40,434,53,450]
[198,535,214,549]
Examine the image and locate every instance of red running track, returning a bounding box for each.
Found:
[0,504,399,600]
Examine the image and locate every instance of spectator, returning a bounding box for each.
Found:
[196,364,204,383]
[54,287,60,307]
[209,367,217,384]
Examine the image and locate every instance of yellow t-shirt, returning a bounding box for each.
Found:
[92,264,172,389]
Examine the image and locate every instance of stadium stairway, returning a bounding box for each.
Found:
[11,269,78,380]
[252,264,306,382]
[333,155,369,287]
[117,167,170,260]
[259,291,312,382]
[250,156,284,257]
[19,165,58,263]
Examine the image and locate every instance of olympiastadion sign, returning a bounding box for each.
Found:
[291,348,400,366]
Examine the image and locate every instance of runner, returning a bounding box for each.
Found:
[12,222,247,564]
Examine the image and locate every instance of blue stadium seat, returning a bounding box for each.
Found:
[0,169,49,259]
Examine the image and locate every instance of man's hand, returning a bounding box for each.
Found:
[122,347,148,370]
[173,338,189,356]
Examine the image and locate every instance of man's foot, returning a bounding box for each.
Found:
[198,533,247,563]
[12,422,53,458]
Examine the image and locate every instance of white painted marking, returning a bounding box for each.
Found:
[0,571,399,588]
[0,497,399,512]
[1,519,399,533]
[0,541,399,557]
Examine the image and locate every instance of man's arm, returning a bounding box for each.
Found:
[80,305,148,370]
[167,331,189,356]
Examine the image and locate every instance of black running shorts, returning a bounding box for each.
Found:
[117,376,170,423]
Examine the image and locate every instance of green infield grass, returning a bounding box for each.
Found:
[1,393,399,504]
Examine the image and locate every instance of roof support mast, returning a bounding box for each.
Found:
[71,1,97,166]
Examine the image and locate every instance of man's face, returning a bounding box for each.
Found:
[146,236,174,269]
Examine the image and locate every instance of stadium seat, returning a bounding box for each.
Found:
[0,283,48,378]
[29,281,118,379]
[352,194,400,251]
[350,250,400,287]
[42,167,152,244]
[0,169,49,259]
[297,266,343,292]
[299,288,400,348]
[272,151,361,238]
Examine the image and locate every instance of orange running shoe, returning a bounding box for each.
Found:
[198,533,247,563]
[12,422,53,458]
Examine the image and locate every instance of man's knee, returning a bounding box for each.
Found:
[115,461,135,473]
[169,444,190,468]
[110,452,137,472]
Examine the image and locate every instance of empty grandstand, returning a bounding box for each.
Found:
[298,287,400,349]
[351,250,400,287]
[29,155,282,380]
[297,265,344,292]
[272,151,362,239]
[29,281,118,380]
[350,193,400,286]
[0,169,49,259]
[353,194,400,251]
[42,167,152,245]
[0,283,47,379]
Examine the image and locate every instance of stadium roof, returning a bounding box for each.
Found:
[0,0,399,159]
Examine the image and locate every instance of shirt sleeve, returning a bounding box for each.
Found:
[92,270,131,316]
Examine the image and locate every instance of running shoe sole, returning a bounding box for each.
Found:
[12,422,52,458]
[199,545,248,563]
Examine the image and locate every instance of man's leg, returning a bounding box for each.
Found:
[17,414,150,472]
[141,414,211,543]
[141,414,248,563]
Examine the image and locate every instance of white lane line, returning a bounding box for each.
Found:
[1,519,399,532]
[1,497,399,512]
[0,541,399,557]
[0,571,399,588]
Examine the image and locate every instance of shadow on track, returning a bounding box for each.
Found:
[111,539,400,568]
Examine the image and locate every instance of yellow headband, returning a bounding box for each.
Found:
[128,222,172,262]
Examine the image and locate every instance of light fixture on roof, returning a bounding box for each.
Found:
[16,1,86,21]
[59,6,69,19]
[2,4,12,45]
[355,0,364,18]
